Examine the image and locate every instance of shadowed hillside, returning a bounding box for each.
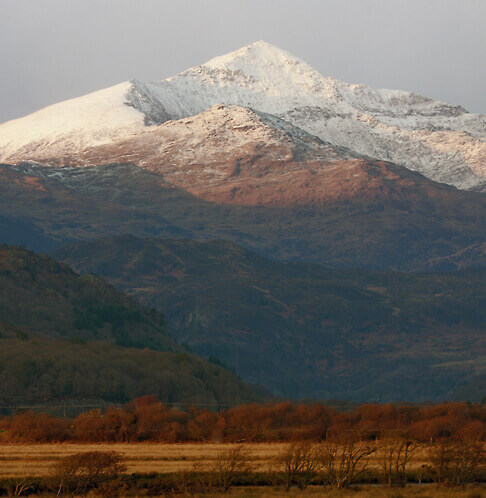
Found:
[0,245,265,407]
[0,335,261,408]
[53,236,486,402]
[1,162,485,271]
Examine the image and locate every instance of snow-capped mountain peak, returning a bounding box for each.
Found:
[0,41,484,190]
[200,40,345,105]
[202,40,327,92]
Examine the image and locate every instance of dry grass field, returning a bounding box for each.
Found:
[4,443,271,478]
[0,443,485,496]
[0,442,437,479]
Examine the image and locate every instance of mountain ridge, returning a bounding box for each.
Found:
[45,103,437,207]
[2,161,485,271]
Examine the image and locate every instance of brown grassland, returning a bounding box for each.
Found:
[0,443,441,478]
[180,487,486,496]
[0,443,281,478]
[0,442,484,496]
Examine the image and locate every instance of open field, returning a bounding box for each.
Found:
[3,443,278,478]
[0,442,437,478]
[0,443,484,496]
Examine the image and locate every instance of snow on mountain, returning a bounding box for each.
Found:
[7,103,442,208]
[0,40,485,190]
[25,103,381,206]
[0,82,145,158]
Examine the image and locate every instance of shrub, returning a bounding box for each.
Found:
[6,411,69,442]
[51,451,126,494]
[1,477,35,497]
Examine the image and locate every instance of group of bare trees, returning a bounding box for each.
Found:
[2,430,484,495]
[274,430,484,492]
[196,430,484,493]
[428,439,484,486]
[276,433,377,491]
[2,399,485,444]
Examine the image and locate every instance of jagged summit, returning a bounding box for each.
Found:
[0,41,484,190]
[198,40,342,101]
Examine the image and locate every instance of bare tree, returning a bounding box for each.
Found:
[51,451,126,494]
[378,432,417,487]
[276,442,324,491]
[322,430,376,489]
[427,440,485,486]
[208,445,253,493]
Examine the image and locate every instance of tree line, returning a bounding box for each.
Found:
[0,397,484,444]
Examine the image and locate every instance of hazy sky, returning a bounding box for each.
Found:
[1,0,485,123]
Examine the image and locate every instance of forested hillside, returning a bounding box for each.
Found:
[0,245,264,407]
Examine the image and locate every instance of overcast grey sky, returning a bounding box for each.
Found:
[0,0,485,123]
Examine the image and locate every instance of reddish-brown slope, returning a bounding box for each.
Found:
[36,104,467,208]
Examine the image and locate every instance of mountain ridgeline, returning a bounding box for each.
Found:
[1,162,485,272]
[0,41,485,190]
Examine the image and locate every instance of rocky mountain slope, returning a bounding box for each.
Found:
[0,41,484,190]
[53,235,486,402]
[0,245,263,406]
[29,103,469,208]
[2,161,485,271]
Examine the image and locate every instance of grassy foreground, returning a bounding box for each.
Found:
[1,484,484,497]
[0,443,434,478]
[0,442,484,496]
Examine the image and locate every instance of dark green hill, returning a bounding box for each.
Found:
[0,335,260,409]
[0,245,265,407]
[53,235,486,402]
[0,244,174,351]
